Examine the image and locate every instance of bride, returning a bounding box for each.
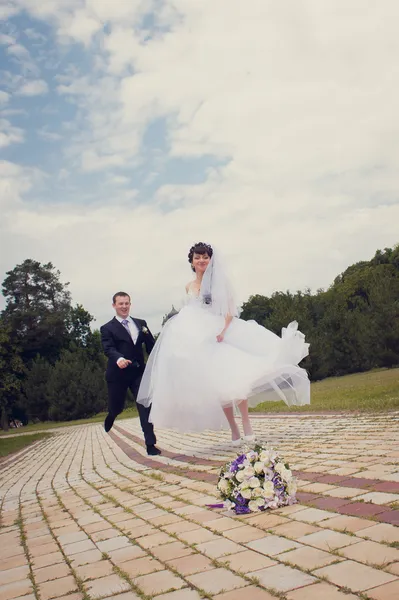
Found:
[137,242,310,444]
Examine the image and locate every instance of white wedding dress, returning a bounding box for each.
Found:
[137,286,311,433]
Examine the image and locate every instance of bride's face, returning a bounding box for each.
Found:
[192,252,210,274]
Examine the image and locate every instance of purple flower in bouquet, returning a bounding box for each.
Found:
[230,454,246,473]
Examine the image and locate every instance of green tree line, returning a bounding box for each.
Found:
[1,245,398,429]
[0,260,107,430]
[241,245,399,380]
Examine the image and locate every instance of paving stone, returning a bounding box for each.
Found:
[134,570,186,595]
[272,521,321,539]
[39,575,78,600]
[178,527,219,545]
[0,580,34,600]
[32,551,65,569]
[101,593,140,600]
[247,535,301,556]
[314,560,397,592]
[187,567,247,595]
[318,514,376,532]
[122,556,164,578]
[85,574,131,598]
[277,545,343,570]
[290,508,336,523]
[366,580,399,600]
[339,539,399,566]
[135,532,174,549]
[156,590,202,600]
[222,550,276,573]
[356,523,399,543]
[196,538,243,558]
[247,563,316,592]
[286,581,359,599]
[34,562,71,583]
[297,529,361,550]
[0,565,30,586]
[62,539,96,555]
[214,586,277,600]
[222,524,267,543]
[166,553,215,575]
[70,549,103,566]
[75,559,114,581]
[0,555,28,571]
[151,540,193,561]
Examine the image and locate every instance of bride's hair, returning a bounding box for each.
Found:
[188,242,213,271]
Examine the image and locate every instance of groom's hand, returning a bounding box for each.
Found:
[117,358,132,369]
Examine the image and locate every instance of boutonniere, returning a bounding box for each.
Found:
[142,326,149,334]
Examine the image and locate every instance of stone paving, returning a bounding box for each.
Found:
[1,412,399,600]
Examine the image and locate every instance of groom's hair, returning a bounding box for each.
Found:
[112,292,131,304]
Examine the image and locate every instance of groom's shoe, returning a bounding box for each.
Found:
[104,414,115,433]
[147,445,161,456]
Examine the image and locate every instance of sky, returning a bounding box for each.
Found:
[1,0,399,333]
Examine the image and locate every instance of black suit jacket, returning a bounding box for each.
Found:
[100,316,155,383]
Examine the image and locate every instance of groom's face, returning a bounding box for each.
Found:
[113,295,131,318]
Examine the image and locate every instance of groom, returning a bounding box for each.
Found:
[100,291,161,456]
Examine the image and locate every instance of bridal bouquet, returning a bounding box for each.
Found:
[215,445,297,515]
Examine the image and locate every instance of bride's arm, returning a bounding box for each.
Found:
[216,314,233,343]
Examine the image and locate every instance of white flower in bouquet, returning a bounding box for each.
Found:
[254,461,265,474]
[218,479,230,494]
[263,480,275,498]
[242,466,255,479]
[264,467,274,480]
[240,488,252,500]
[224,471,234,480]
[256,496,265,508]
[287,481,298,496]
[224,499,236,510]
[275,463,292,482]
[246,451,258,462]
[248,500,261,512]
[267,498,279,509]
[236,470,246,483]
[249,476,261,488]
[259,450,272,465]
[253,487,264,497]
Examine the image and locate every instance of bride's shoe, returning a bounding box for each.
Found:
[243,434,256,443]
[231,437,242,447]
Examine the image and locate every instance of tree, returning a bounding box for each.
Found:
[23,357,53,422]
[2,259,72,362]
[47,348,107,421]
[0,319,25,430]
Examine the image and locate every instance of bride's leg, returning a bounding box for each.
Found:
[222,405,240,441]
[237,399,254,437]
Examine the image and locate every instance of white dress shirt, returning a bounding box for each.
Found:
[115,315,139,343]
[115,316,140,366]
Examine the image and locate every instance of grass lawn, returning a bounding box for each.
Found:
[0,407,138,437]
[252,367,399,413]
[0,432,53,458]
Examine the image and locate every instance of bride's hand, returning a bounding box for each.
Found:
[216,332,225,343]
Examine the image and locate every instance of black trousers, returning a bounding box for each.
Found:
[106,371,156,447]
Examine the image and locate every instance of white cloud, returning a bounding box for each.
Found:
[37,127,62,141]
[0,118,24,147]
[0,91,10,105]
[1,1,399,331]
[18,78,48,96]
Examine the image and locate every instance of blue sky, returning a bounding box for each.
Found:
[1,1,399,331]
